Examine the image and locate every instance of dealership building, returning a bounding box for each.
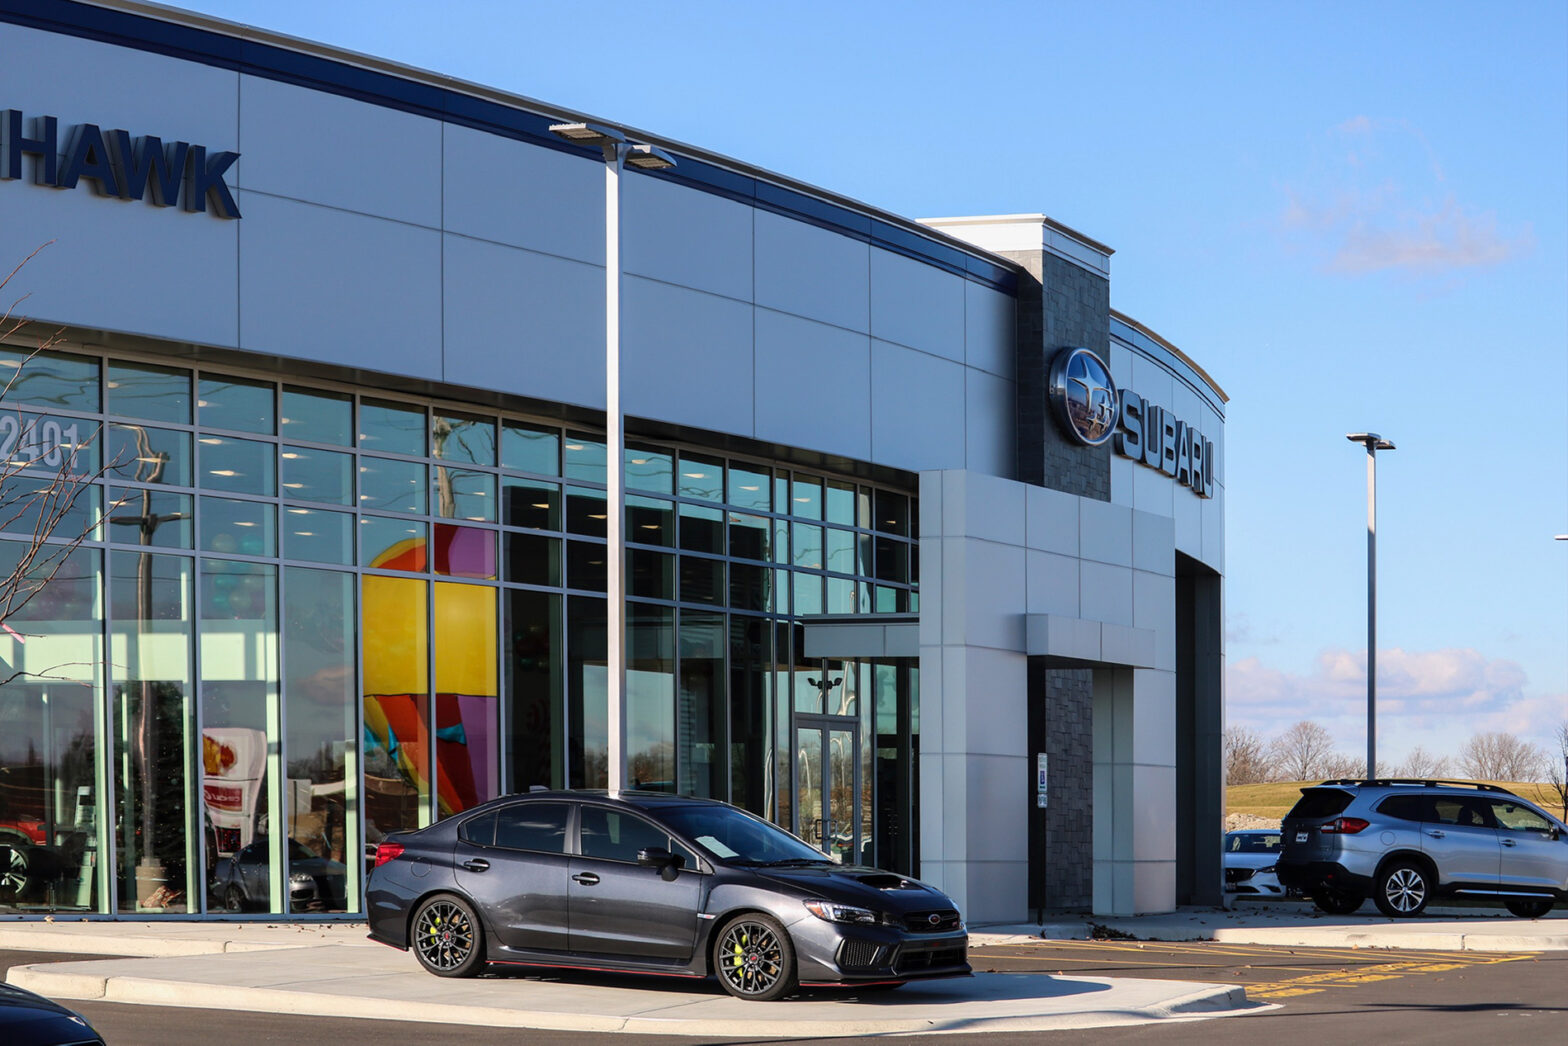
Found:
[0,0,1226,923]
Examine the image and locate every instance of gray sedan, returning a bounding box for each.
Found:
[366,791,969,1000]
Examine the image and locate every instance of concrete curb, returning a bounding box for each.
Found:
[0,924,376,957]
[7,959,1262,1037]
[1211,928,1568,952]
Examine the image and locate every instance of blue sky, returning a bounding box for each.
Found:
[187,0,1568,764]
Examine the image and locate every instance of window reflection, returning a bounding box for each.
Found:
[108,424,191,487]
[360,516,427,572]
[199,436,275,495]
[434,523,496,580]
[502,478,559,530]
[627,605,673,792]
[562,435,606,484]
[434,466,495,521]
[200,560,281,914]
[363,575,430,834]
[0,544,101,914]
[0,348,99,411]
[282,446,354,505]
[677,453,723,501]
[110,549,195,912]
[284,567,358,912]
[434,583,499,815]
[626,445,672,494]
[505,589,561,792]
[200,497,275,557]
[107,361,189,424]
[679,611,724,798]
[198,376,274,435]
[105,487,191,549]
[360,400,425,457]
[502,422,559,476]
[432,412,495,466]
[281,388,353,447]
[285,508,354,566]
[358,456,426,515]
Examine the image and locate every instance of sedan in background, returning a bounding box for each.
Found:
[367,791,969,1000]
[1224,829,1296,899]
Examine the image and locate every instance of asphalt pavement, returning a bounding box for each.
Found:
[2,901,1564,1037]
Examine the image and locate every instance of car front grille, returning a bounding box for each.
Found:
[904,908,962,933]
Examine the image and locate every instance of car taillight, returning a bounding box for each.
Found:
[1318,817,1369,835]
[373,842,405,868]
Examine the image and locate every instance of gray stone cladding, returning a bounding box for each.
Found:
[1004,248,1111,503]
[1040,663,1094,909]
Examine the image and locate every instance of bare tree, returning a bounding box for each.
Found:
[1543,720,1568,820]
[1396,745,1451,779]
[1268,721,1338,782]
[0,243,115,684]
[1320,752,1374,780]
[1223,726,1272,784]
[1457,732,1546,782]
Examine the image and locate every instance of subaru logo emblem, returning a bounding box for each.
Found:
[1047,347,1119,447]
[927,913,941,926]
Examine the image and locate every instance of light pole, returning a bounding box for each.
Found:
[548,122,674,793]
[1347,432,1394,780]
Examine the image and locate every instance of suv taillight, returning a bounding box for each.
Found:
[1318,817,1369,835]
[373,841,405,867]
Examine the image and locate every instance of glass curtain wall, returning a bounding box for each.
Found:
[0,342,921,914]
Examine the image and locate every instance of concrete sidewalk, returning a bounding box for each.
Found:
[998,899,1568,953]
[0,920,1259,1037]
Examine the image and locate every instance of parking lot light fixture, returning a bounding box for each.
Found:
[1347,432,1394,780]
[548,121,676,793]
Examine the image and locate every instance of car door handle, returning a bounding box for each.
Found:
[461,859,490,872]
[1427,830,1445,838]
[572,872,600,886]
[1501,839,1517,847]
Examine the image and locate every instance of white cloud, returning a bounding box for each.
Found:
[1227,647,1563,765]
[1279,118,1531,277]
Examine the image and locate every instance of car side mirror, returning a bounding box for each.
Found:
[1551,825,1562,842]
[638,846,684,881]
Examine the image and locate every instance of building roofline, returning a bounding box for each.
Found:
[1110,308,1228,405]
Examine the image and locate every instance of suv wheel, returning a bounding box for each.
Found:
[1373,860,1430,917]
[1311,889,1363,915]
[1504,898,1553,919]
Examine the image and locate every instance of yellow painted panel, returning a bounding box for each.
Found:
[434,583,496,695]
[363,575,427,695]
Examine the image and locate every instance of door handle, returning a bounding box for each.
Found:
[461,859,490,872]
[1501,839,1517,847]
[572,872,601,886]
[1427,830,1445,838]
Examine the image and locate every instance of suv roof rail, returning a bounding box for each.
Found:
[1320,778,1518,795]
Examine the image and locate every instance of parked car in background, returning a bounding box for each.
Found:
[210,837,348,913]
[1223,829,1296,898]
[367,790,969,1000]
[1277,779,1568,918]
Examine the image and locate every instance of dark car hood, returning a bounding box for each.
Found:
[0,984,102,1045]
[756,864,957,913]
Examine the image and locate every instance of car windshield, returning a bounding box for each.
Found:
[654,805,833,865]
[1227,833,1281,853]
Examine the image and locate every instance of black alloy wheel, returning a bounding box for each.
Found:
[1505,898,1553,919]
[223,886,246,913]
[1373,860,1430,917]
[714,914,797,1001]
[1311,888,1364,915]
[411,894,485,978]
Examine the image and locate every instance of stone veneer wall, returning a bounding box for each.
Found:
[1040,664,1095,908]
[1006,248,1112,502]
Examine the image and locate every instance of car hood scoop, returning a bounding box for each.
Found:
[855,872,917,890]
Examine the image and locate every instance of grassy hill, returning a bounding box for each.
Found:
[1227,780,1565,824]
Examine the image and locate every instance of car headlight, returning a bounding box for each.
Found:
[289,872,314,886]
[803,900,879,925]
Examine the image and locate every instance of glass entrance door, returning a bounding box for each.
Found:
[794,719,859,862]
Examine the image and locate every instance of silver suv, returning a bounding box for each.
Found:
[1276,779,1567,918]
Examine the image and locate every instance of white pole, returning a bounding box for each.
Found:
[604,143,627,793]
[1366,445,1377,781]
